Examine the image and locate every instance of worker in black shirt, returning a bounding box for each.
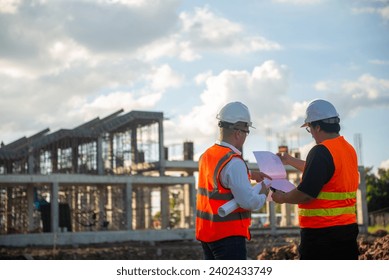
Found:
[272,99,360,260]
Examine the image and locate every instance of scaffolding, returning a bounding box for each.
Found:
[0,110,197,245]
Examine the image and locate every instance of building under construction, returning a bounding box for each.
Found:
[0,109,369,247]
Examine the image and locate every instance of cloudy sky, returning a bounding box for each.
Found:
[0,0,388,171]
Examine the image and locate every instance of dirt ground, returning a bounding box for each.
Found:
[0,231,387,260]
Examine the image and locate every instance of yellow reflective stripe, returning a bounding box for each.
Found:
[317,191,356,200]
[299,206,356,217]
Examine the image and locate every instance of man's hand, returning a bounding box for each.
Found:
[277,152,292,165]
[271,190,285,204]
[250,170,272,182]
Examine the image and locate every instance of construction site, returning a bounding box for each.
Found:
[0,109,386,260]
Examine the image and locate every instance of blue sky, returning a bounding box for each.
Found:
[0,0,388,172]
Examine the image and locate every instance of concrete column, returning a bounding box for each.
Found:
[51,182,59,232]
[357,166,369,234]
[158,119,165,176]
[27,185,35,232]
[183,183,190,228]
[269,201,277,235]
[161,186,170,228]
[144,188,152,229]
[280,203,292,226]
[109,135,114,172]
[106,186,112,228]
[293,204,299,226]
[183,171,196,228]
[52,147,58,173]
[190,181,197,228]
[178,189,185,228]
[131,129,138,164]
[97,137,104,175]
[28,147,34,174]
[135,188,145,229]
[97,185,105,229]
[125,182,133,231]
[6,188,12,233]
[71,140,78,173]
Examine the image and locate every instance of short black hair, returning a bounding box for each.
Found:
[311,120,340,133]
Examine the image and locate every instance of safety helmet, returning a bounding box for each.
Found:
[301,99,339,127]
[216,101,254,128]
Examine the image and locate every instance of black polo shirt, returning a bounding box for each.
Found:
[297,144,334,198]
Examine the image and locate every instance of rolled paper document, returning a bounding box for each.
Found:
[218,180,271,217]
[217,199,239,218]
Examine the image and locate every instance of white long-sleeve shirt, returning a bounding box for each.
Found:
[216,141,267,211]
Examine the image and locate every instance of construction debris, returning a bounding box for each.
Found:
[358,231,389,260]
[1,233,387,260]
[257,242,299,260]
[256,232,389,260]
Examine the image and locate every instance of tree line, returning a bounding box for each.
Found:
[365,167,389,212]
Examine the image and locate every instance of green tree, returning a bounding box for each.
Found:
[366,167,389,212]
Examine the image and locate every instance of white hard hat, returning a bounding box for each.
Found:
[216,101,254,128]
[301,99,339,127]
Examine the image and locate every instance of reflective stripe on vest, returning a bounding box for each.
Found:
[212,151,236,193]
[317,191,356,200]
[299,206,356,217]
[197,210,251,222]
[299,190,357,217]
[197,186,233,200]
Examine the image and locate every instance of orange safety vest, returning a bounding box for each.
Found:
[298,136,359,228]
[196,144,252,242]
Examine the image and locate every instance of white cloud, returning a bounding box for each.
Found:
[315,81,331,91]
[147,64,183,91]
[341,74,389,100]
[63,0,180,53]
[379,159,389,170]
[313,74,389,119]
[178,6,281,55]
[352,3,389,21]
[369,59,389,65]
[48,39,91,66]
[41,89,164,132]
[194,71,213,85]
[139,5,281,62]
[273,0,321,5]
[138,36,202,62]
[380,5,389,20]
[0,0,21,14]
[180,6,242,44]
[94,0,148,7]
[0,60,35,79]
[80,91,162,116]
[0,0,387,174]
[164,60,293,146]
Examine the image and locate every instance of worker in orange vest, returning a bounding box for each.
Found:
[196,101,271,260]
[272,99,360,260]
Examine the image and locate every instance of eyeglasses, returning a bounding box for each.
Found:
[305,123,312,133]
[235,128,250,135]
